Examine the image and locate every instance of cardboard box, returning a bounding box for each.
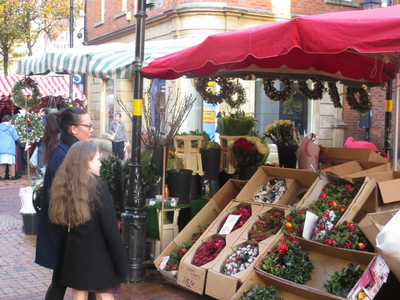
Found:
[297,172,377,223]
[154,179,247,284]
[359,210,400,281]
[322,160,391,178]
[205,206,287,300]
[236,166,317,206]
[231,270,330,300]
[177,201,262,295]
[319,147,389,166]
[347,171,400,207]
[254,234,388,300]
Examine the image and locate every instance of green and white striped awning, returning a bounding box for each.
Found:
[18,38,205,79]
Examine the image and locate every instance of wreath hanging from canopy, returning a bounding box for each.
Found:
[14,112,44,144]
[11,77,42,110]
[224,82,247,110]
[194,77,236,105]
[346,86,372,114]
[262,76,295,102]
[328,82,342,109]
[298,78,325,100]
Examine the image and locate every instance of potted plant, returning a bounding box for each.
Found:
[217,110,255,136]
[229,135,270,180]
[264,120,300,168]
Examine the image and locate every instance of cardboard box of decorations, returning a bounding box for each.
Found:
[235,166,318,207]
[322,160,391,178]
[296,172,377,224]
[154,179,247,285]
[176,200,262,295]
[359,209,400,281]
[205,205,288,300]
[253,233,389,300]
[319,147,389,169]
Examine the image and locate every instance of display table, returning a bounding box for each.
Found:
[145,203,190,259]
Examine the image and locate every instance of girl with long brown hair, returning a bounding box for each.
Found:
[49,141,127,300]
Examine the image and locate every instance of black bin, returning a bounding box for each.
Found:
[22,213,38,235]
[166,169,192,204]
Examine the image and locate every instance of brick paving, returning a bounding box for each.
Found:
[0,168,211,300]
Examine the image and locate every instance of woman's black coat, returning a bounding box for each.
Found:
[60,179,127,290]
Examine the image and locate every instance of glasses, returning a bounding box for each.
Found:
[74,123,93,129]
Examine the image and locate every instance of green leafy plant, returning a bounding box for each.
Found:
[141,151,162,193]
[240,285,283,300]
[262,241,314,284]
[324,263,364,298]
[217,110,255,136]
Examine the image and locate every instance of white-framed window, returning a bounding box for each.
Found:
[101,0,105,20]
[122,0,127,11]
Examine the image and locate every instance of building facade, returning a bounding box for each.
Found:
[84,0,395,153]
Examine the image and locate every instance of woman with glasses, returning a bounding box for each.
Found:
[109,113,128,160]
[49,142,127,300]
[36,107,96,300]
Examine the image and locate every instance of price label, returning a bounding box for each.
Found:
[219,215,241,235]
[158,256,170,270]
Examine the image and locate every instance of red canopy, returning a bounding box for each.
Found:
[141,5,400,86]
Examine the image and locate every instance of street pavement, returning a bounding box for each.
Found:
[0,168,210,300]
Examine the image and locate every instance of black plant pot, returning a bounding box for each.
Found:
[277,145,297,169]
[200,148,221,180]
[166,169,193,205]
[145,146,167,172]
[239,165,259,180]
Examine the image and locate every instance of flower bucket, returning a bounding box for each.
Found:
[239,166,259,180]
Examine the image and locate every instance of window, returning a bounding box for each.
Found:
[122,0,127,11]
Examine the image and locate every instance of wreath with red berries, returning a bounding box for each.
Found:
[11,77,42,110]
[14,112,44,143]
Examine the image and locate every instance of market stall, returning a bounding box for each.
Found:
[140,5,400,299]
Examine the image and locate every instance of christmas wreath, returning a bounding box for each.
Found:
[262,240,314,284]
[249,209,283,242]
[11,77,42,110]
[324,263,364,298]
[224,82,247,110]
[346,86,372,114]
[194,77,236,105]
[240,285,283,300]
[14,112,44,143]
[328,82,342,108]
[262,77,295,102]
[298,78,324,100]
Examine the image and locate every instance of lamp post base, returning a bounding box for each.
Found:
[122,208,147,282]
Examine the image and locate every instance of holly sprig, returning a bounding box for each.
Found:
[240,285,283,300]
[262,241,314,284]
[324,263,364,298]
[282,207,309,237]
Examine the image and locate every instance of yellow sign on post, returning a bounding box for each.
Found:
[203,108,215,124]
[385,99,392,112]
[133,99,143,116]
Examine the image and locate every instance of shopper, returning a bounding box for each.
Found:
[109,113,128,160]
[0,115,19,180]
[49,142,127,300]
[35,107,96,300]
[32,108,49,179]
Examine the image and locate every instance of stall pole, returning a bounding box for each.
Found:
[384,80,392,159]
[121,0,148,282]
[394,68,400,171]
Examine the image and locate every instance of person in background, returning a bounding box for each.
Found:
[32,108,49,179]
[344,137,378,152]
[35,107,96,300]
[49,142,127,300]
[109,112,128,160]
[0,115,19,180]
[12,109,27,175]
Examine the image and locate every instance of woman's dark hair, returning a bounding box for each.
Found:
[2,115,10,122]
[42,113,62,164]
[40,108,49,115]
[58,107,87,134]
[42,107,87,164]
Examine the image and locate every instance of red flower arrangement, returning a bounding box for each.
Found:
[229,137,269,167]
[378,150,389,159]
[193,237,226,267]
[219,206,252,233]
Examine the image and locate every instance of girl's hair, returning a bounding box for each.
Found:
[49,141,99,227]
[42,107,87,162]
[42,113,62,164]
